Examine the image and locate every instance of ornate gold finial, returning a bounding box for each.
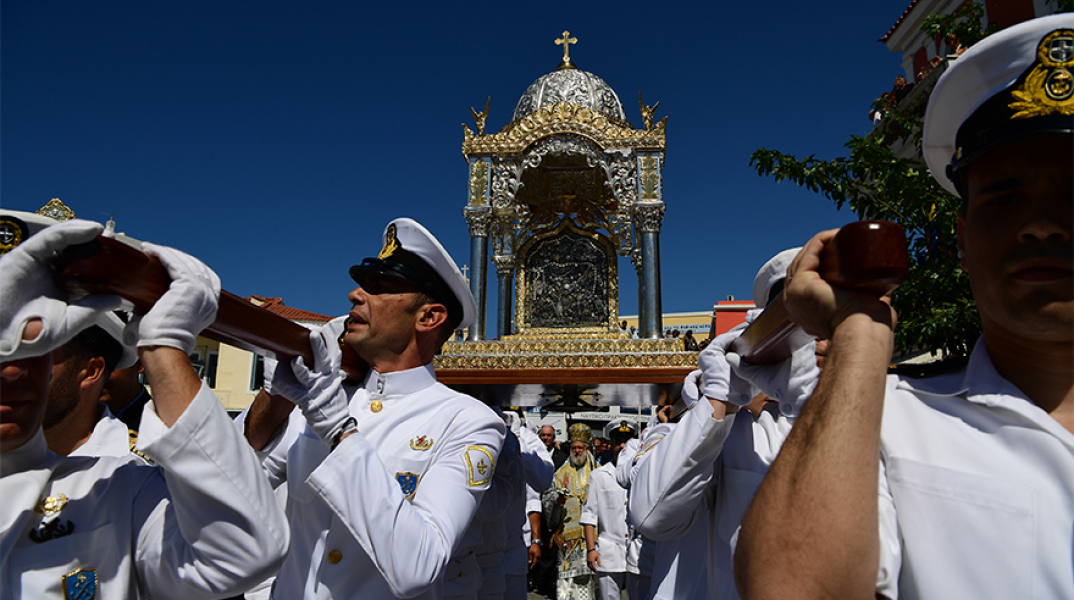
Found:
[555,30,578,69]
[639,92,661,131]
[471,97,490,136]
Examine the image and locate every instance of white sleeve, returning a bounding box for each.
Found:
[629,399,736,540]
[474,430,525,523]
[614,437,642,490]
[580,471,601,527]
[876,434,901,599]
[526,484,542,515]
[233,402,306,490]
[518,426,554,491]
[132,383,290,598]
[307,405,506,598]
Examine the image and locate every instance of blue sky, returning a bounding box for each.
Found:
[2,1,913,336]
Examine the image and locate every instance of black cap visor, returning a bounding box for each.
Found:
[349,249,463,327]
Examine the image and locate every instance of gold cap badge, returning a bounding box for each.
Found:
[1009,29,1074,119]
[378,224,400,260]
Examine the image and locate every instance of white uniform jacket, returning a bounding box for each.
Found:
[502,426,553,578]
[262,363,506,600]
[0,383,290,599]
[617,422,706,600]
[876,339,1074,600]
[580,462,631,574]
[69,406,141,461]
[630,398,794,600]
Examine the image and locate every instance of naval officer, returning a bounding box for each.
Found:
[243,217,506,600]
[736,14,1074,600]
[0,219,290,599]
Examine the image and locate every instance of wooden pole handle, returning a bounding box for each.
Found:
[729,221,908,364]
[54,236,366,379]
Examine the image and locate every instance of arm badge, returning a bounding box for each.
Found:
[63,568,97,599]
[464,446,494,487]
[396,472,419,500]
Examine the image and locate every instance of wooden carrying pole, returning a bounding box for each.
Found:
[55,236,319,365]
[53,220,907,377]
[729,220,909,364]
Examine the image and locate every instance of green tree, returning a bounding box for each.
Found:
[921,2,998,49]
[750,97,979,360]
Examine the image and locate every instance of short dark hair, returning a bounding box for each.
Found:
[70,325,123,374]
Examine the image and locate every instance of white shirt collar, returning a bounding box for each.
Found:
[359,363,437,397]
[0,429,50,475]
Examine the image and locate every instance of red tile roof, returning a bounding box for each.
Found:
[246,295,334,324]
[880,0,922,42]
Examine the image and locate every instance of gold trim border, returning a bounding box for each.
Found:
[462,102,666,156]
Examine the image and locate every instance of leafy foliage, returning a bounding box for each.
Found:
[749,94,980,359]
[921,2,998,49]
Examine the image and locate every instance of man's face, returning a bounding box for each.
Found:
[609,434,631,465]
[538,426,555,448]
[44,345,86,430]
[100,363,142,408]
[344,272,426,362]
[0,353,52,453]
[960,136,1073,344]
[569,441,587,466]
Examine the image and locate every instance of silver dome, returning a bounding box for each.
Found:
[512,68,627,123]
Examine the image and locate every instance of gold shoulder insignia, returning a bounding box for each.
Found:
[464,446,494,487]
[409,435,434,451]
[128,429,152,463]
[34,494,68,515]
[378,224,400,259]
[1009,29,1074,119]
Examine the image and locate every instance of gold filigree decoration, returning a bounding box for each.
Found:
[1009,29,1074,119]
[462,102,665,156]
[36,198,75,222]
[639,155,660,201]
[433,337,698,370]
[512,221,619,337]
[440,338,684,355]
[468,160,488,206]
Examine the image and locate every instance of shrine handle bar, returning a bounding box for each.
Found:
[54,236,319,366]
[729,220,909,364]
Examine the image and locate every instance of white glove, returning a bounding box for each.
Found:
[271,329,353,446]
[680,369,702,410]
[727,340,819,417]
[0,220,124,361]
[698,326,756,406]
[261,355,278,393]
[124,243,220,354]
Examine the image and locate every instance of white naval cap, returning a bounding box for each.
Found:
[94,312,138,370]
[0,209,61,255]
[752,247,802,308]
[604,420,638,440]
[924,14,1074,197]
[349,218,477,330]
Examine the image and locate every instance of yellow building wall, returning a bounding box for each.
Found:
[186,335,259,413]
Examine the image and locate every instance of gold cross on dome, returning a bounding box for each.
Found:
[555,30,577,63]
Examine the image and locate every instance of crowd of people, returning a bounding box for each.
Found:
[0,14,1070,600]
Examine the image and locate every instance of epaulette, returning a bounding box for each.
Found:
[128,429,154,464]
